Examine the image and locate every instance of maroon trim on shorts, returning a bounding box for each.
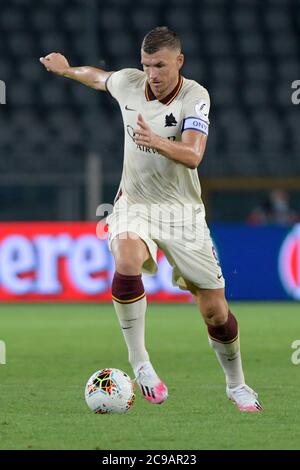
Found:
[207,311,238,343]
[112,271,145,303]
[114,188,122,205]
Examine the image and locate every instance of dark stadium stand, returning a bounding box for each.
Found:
[0,0,299,219]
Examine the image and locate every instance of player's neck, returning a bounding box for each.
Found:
[147,75,182,103]
[156,77,179,100]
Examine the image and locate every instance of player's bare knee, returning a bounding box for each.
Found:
[114,247,146,274]
[209,311,228,327]
[115,256,144,275]
[195,289,228,326]
[200,301,228,326]
[112,236,149,275]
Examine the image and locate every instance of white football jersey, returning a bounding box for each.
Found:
[106,68,210,220]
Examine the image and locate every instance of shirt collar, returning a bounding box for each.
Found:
[145,75,183,105]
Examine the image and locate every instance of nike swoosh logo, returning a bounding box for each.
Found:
[217,274,223,279]
[125,105,136,111]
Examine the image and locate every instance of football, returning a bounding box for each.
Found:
[84,368,135,414]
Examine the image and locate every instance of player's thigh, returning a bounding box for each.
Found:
[160,224,224,291]
[107,202,158,275]
[111,232,151,273]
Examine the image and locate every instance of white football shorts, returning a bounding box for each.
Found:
[106,196,225,293]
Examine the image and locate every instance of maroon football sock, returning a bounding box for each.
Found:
[207,311,238,343]
[112,271,145,303]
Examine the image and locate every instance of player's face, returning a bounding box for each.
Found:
[141,47,184,99]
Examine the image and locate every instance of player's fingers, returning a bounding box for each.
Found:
[138,123,147,132]
[134,132,144,140]
[134,134,150,144]
[137,116,146,125]
[134,130,148,139]
[137,114,147,128]
[39,58,50,71]
[137,122,148,133]
[133,127,145,134]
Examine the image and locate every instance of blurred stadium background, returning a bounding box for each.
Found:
[1,0,300,219]
[1,0,300,451]
[0,0,300,302]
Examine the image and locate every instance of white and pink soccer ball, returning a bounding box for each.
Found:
[84,368,135,414]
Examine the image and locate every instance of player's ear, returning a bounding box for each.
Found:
[177,53,184,70]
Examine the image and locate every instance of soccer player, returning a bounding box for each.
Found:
[40,27,262,412]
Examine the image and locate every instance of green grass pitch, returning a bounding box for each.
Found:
[0,302,299,450]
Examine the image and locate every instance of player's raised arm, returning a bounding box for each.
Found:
[39,53,113,91]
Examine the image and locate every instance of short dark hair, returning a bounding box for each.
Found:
[142,26,181,54]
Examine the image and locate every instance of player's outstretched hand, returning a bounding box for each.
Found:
[134,114,159,148]
[39,53,70,76]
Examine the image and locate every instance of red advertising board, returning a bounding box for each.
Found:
[0,222,192,303]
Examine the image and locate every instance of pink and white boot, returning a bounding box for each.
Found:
[227,384,263,412]
[135,362,168,405]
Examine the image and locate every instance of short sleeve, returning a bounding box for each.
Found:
[181,86,210,136]
[105,68,140,102]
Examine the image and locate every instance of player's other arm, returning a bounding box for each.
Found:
[39,53,112,91]
[134,114,207,169]
[153,129,207,169]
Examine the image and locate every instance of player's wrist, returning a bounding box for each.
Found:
[152,134,164,151]
[62,66,72,78]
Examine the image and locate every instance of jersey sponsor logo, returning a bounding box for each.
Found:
[126,125,136,141]
[125,105,136,111]
[126,125,175,153]
[181,117,209,135]
[164,113,177,127]
[195,99,209,119]
[126,125,159,154]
